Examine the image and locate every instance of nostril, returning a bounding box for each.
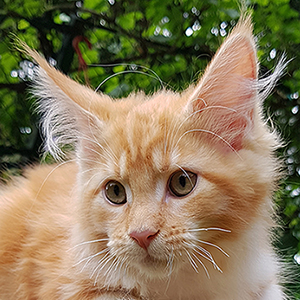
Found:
[129,229,159,251]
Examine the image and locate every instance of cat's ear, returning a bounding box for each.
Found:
[187,15,257,151]
[20,43,113,160]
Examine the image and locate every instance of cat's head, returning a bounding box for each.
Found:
[22,14,285,283]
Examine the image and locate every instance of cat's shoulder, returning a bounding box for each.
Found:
[23,161,78,187]
[0,161,77,202]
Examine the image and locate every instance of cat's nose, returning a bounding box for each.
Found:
[129,229,159,251]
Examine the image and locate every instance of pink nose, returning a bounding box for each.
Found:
[129,229,159,251]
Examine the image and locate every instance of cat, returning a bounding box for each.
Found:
[0,13,288,300]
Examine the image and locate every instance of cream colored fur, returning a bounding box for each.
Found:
[0,14,288,299]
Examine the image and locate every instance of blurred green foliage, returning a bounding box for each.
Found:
[0,0,300,296]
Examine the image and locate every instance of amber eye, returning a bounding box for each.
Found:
[105,181,127,205]
[168,170,197,197]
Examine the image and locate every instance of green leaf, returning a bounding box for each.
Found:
[117,11,143,31]
[17,19,30,30]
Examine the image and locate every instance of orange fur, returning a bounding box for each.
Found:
[0,15,288,299]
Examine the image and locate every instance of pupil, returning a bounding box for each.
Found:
[179,175,186,188]
[114,184,120,196]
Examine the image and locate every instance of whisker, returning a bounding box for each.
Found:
[75,248,109,270]
[184,241,216,270]
[191,252,210,279]
[93,254,115,285]
[80,166,102,175]
[192,246,222,273]
[166,97,209,154]
[89,62,165,90]
[79,158,110,172]
[84,147,107,159]
[189,97,208,107]
[80,152,112,171]
[185,237,214,278]
[164,104,191,157]
[69,238,109,251]
[79,134,118,168]
[176,105,237,136]
[184,249,199,274]
[103,250,130,284]
[166,245,174,277]
[188,227,231,233]
[115,253,130,280]
[174,128,241,159]
[102,138,119,162]
[163,107,168,156]
[26,160,76,219]
[174,164,194,186]
[90,251,111,279]
[196,239,229,258]
[95,70,163,92]
[162,245,174,295]
[183,241,211,260]
[102,255,119,280]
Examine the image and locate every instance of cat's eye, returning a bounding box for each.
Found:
[168,170,197,197]
[105,181,127,205]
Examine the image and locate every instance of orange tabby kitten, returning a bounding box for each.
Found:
[0,15,288,299]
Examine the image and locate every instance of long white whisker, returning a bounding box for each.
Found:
[192,246,222,273]
[80,116,117,168]
[167,96,207,154]
[184,241,213,263]
[80,166,103,175]
[189,97,208,107]
[95,70,163,92]
[102,138,119,162]
[184,249,199,274]
[191,252,210,279]
[196,239,229,257]
[102,253,125,284]
[184,241,212,259]
[165,104,192,157]
[27,160,76,218]
[116,253,130,279]
[75,248,109,270]
[93,254,115,285]
[188,227,231,233]
[174,128,241,159]
[69,238,109,251]
[89,63,165,90]
[174,164,194,186]
[176,105,238,135]
[79,135,118,168]
[90,251,111,279]
[166,245,174,277]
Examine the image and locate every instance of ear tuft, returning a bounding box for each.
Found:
[16,40,113,160]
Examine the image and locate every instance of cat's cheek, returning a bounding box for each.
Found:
[178,179,232,229]
[81,187,126,237]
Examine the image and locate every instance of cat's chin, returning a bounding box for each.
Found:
[130,253,171,279]
[129,250,182,280]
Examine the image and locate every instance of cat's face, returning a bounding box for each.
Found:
[22,14,283,282]
[76,89,271,280]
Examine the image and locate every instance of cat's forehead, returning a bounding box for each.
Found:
[106,91,188,175]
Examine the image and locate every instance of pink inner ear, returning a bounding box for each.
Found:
[233,46,257,80]
[227,117,249,151]
[188,32,258,152]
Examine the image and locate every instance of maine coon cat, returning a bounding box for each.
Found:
[0,14,288,299]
